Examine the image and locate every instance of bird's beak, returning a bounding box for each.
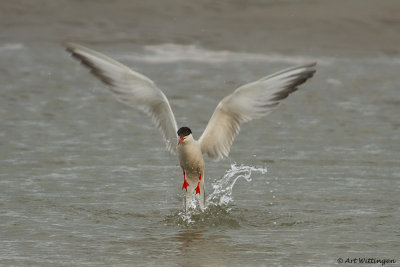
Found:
[178,137,185,145]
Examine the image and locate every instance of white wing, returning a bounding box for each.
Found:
[65,43,178,153]
[199,63,316,160]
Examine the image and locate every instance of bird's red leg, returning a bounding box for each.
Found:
[195,173,202,194]
[182,170,189,191]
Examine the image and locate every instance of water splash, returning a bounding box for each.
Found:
[207,163,267,207]
[169,163,268,226]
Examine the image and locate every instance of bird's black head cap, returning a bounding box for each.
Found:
[177,127,192,137]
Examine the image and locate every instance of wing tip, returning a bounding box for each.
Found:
[64,42,116,86]
[63,42,83,54]
[293,62,317,78]
[302,62,317,77]
[306,61,317,67]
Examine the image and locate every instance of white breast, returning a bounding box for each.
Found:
[177,137,204,176]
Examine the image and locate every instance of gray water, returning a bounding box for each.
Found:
[1,2,400,266]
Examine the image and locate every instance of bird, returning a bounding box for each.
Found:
[64,43,316,212]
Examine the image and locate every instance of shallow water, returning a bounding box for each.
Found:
[1,42,399,266]
[1,11,400,266]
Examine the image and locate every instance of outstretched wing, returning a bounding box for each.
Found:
[65,43,178,153]
[199,62,316,160]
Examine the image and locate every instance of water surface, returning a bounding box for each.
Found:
[1,1,400,266]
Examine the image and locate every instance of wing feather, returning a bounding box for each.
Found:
[65,43,178,153]
[199,63,316,160]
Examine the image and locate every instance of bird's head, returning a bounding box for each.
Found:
[177,127,192,145]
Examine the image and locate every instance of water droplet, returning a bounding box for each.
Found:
[206,163,267,206]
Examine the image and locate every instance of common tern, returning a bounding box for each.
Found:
[65,43,316,212]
